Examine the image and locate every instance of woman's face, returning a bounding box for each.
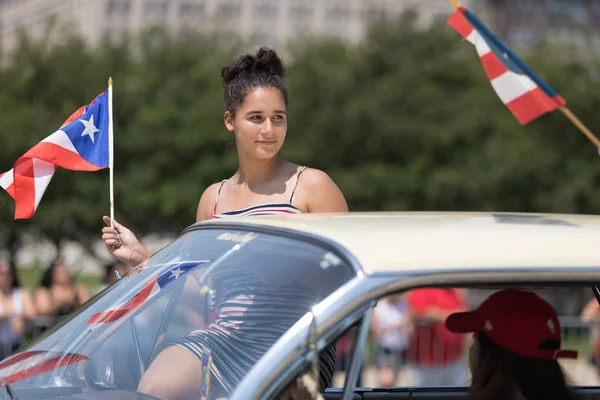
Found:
[225,87,287,160]
[0,260,12,290]
[53,262,71,285]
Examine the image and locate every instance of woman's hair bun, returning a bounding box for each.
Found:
[221,47,286,87]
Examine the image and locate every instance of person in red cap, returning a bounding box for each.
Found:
[445,288,578,400]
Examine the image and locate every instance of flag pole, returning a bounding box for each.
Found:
[108,77,115,229]
[447,0,600,153]
[559,107,600,150]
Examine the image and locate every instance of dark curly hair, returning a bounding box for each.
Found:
[221,47,288,116]
[40,257,71,288]
[0,256,20,289]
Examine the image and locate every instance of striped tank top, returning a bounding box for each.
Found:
[174,167,337,393]
[211,166,307,219]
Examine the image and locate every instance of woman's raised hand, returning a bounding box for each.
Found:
[102,216,151,267]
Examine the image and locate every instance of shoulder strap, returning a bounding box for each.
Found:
[213,180,227,216]
[290,166,308,205]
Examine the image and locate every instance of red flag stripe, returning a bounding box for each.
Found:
[506,87,560,125]
[22,143,103,172]
[86,274,158,323]
[13,159,37,220]
[4,354,87,384]
[447,9,473,39]
[480,52,508,81]
[59,92,103,128]
[0,351,42,369]
[59,105,87,128]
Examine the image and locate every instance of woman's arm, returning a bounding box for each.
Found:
[370,310,383,339]
[76,285,91,305]
[581,298,600,322]
[196,183,221,222]
[10,289,35,336]
[20,289,37,320]
[33,287,56,317]
[299,169,349,213]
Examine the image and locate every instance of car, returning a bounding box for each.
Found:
[1,211,600,400]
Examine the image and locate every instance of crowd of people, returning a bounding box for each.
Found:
[364,288,470,387]
[364,288,600,389]
[0,255,127,360]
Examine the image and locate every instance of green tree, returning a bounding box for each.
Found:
[1,12,600,262]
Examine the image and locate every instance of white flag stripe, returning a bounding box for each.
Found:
[0,169,13,189]
[467,30,492,58]
[464,23,539,105]
[41,130,78,153]
[32,159,55,210]
[490,70,537,104]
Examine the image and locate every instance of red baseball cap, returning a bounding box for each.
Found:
[445,289,578,360]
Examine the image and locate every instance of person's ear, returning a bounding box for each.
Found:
[224,111,235,132]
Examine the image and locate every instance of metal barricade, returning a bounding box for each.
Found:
[0,316,60,361]
[359,315,600,387]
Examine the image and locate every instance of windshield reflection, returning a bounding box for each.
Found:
[0,227,356,400]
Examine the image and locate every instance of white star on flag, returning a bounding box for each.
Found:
[169,267,185,280]
[79,115,100,143]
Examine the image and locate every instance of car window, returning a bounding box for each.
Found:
[1,227,357,398]
[329,286,599,389]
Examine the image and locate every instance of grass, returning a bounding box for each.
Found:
[17,267,102,292]
[563,332,593,358]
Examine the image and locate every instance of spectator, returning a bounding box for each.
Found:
[0,256,36,360]
[99,261,128,292]
[580,296,600,375]
[371,294,410,387]
[406,288,468,386]
[33,258,90,318]
[334,330,363,387]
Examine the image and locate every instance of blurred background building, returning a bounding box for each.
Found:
[472,0,600,49]
[3,0,600,59]
[0,0,481,55]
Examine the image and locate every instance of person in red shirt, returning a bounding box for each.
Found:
[406,288,468,386]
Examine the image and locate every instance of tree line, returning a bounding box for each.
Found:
[1,13,599,258]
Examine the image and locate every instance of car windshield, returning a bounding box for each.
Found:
[0,227,356,399]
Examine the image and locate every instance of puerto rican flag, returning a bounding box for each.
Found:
[0,91,111,219]
[86,261,210,324]
[0,351,88,384]
[448,5,565,124]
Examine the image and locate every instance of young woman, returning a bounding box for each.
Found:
[371,294,410,387]
[33,258,90,318]
[98,261,128,292]
[101,47,348,399]
[0,256,35,360]
[445,289,578,400]
[580,296,600,376]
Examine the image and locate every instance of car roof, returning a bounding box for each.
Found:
[197,212,600,273]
